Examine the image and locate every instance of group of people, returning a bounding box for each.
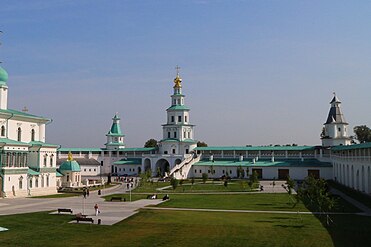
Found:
[82,188,90,198]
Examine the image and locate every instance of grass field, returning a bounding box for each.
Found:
[161,181,254,192]
[0,209,370,247]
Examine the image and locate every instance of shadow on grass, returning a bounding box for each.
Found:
[300,180,371,247]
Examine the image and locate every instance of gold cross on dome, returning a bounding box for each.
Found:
[175,65,181,75]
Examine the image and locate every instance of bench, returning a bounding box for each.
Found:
[110,197,125,202]
[58,208,73,214]
[74,213,94,223]
[75,217,94,223]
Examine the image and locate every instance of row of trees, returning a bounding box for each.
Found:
[353,125,371,143]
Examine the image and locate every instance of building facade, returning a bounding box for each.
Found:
[0,65,59,198]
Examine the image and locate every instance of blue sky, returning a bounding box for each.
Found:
[1,0,370,147]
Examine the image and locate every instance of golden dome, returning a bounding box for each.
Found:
[173,74,182,88]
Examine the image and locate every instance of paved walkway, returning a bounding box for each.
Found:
[0,182,164,225]
[330,188,371,215]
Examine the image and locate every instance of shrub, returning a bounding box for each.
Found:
[202,173,208,184]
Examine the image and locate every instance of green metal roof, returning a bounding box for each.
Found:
[195,146,316,152]
[56,170,64,177]
[0,108,49,121]
[332,142,371,151]
[59,160,81,172]
[58,147,103,152]
[0,66,8,84]
[108,123,123,135]
[0,138,30,146]
[29,141,59,148]
[194,158,331,168]
[27,168,40,176]
[183,139,197,143]
[113,158,142,165]
[167,105,190,111]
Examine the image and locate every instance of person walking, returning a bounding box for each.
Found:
[94,204,99,216]
[87,189,90,197]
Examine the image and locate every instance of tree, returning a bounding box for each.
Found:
[224,180,228,188]
[202,173,208,184]
[353,125,371,143]
[286,175,295,196]
[144,139,158,148]
[249,171,259,188]
[156,167,161,177]
[237,166,245,179]
[197,141,208,147]
[170,177,179,190]
[296,176,337,225]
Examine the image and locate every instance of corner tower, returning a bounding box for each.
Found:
[105,113,125,150]
[158,68,197,155]
[321,93,351,147]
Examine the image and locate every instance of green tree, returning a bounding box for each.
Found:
[197,141,208,147]
[170,177,179,190]
[202,173,208,184]
[296,176,337,225]
[144,139,158,148]
[353,125,371,143]
[249,171,259,188]
[237,166,245,179]
[156,167,161,177]
[286,175,295,196]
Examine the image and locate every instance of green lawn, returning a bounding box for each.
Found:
[134,181,171,193]
[0,210,370,247]
[101,193,359,213]
[161,181,254,192]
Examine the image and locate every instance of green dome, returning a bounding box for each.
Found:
[0,66,8,84]
[59,160,81,173]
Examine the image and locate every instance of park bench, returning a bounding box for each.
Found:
[58,208,73,214]
[74,213,94,224]
[110,197,125,202]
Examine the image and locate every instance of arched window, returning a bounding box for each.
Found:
[50,155,54,167]
[1,126,5,136]
[19,178,23,189]
[43,155,47,167]
[46,176,49,187]
[35,178,39,187]
[31,129,35,141]
[17,127,22,142]
[29,178,33,188]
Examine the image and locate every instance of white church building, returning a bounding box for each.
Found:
[56,71,371,196]
[0,65,59,198]
[1,61,370,198]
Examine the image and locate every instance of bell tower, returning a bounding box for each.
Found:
[321,93,351,147]
[158,67,197,155]
[105,113,125,150]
